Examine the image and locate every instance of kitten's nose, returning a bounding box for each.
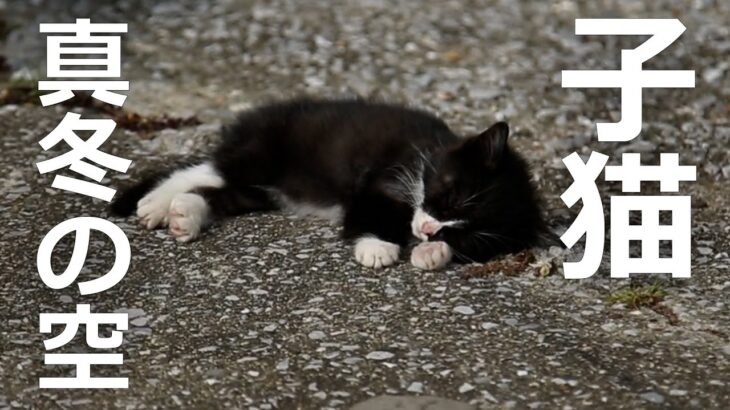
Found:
[421,220,441,236]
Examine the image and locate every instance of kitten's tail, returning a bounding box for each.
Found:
[109,171,170,217]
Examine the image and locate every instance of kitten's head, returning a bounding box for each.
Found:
[413,122,543,262]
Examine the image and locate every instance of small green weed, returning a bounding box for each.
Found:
[608,283,666,309]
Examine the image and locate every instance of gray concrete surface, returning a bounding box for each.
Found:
[1,0,729,409]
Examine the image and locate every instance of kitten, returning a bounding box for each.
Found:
[111,98,543,270]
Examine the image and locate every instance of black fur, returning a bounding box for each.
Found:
[110,171,168,216]
[112,98,544,263]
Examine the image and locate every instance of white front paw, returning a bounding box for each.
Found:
[410,241,452,270]
[354,238,400,269]
[168,193,210,242]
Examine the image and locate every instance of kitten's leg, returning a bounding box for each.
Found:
[410,241,453,270]
[342,192,412,269]
[167,192,211,242]
[353,237,401,269]
[166,185,277,242]
[409,208,458,269]
[137,162,224,229]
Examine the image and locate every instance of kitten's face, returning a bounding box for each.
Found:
[412,122,542,262]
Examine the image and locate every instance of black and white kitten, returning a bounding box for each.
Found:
[111,98,543,270]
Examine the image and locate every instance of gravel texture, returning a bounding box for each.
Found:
[1,0,729,409]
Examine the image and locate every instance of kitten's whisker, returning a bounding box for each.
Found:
[468,235,503,258]
[473,231,513,248]
[388,163,424,208]
[474,231,512,241]
[449,245,477,264]
[460,185,498,208]
[474,231,507,238]
[411,144,436,173]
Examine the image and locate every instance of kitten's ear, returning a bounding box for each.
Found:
[475,121,509,163]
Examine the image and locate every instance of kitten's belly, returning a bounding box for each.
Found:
[269,189,343,223]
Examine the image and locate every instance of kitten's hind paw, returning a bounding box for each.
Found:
[168,193,210,242]
[410,241,452,270]
[137,190,174,229]
[354,237,400,269]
